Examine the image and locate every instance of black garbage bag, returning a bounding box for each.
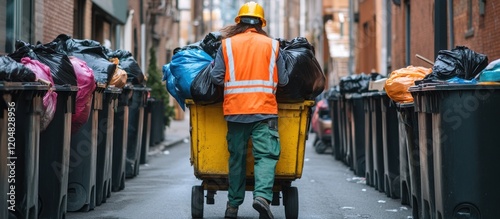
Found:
[0,56,37,82]
[199,32,222,59]
[173,41,203,55]
[174,32,222,59]
[190,63,223,104]
[49,34,116,84]
[276,37,325,102]
[9,40,77,86]
[339,73,372,94]
[425,46,488,81]
[107,49,145,85]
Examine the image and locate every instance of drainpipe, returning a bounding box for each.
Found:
[434,0,447,58]
[140,0,146,72]
[447,0,454,49]
[124,10,134,54]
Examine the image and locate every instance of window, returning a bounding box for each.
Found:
[465,0,474,38]
[0,0,34,54]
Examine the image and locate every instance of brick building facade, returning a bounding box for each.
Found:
[356,0,500,77]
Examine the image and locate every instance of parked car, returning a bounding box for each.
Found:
[311,98,332,154]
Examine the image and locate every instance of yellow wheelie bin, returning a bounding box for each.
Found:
[186,99,314,219]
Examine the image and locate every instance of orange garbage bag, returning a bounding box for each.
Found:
[385,66,432,103]
[109,57,128,88]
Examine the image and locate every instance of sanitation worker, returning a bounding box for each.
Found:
[210,1,288,219]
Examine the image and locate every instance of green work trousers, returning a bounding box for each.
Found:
[226,120,280,207]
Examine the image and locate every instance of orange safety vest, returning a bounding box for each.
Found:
[221,29,279,115]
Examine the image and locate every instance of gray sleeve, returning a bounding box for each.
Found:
[277,49,289,87]
[210,47,226,86]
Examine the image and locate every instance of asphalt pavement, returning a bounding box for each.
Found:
[66,108,413,218]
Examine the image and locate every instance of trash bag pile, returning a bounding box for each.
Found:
[276,37,325,102]
[339,72,385,94]
[2,34,145,133]
[163,34,326,110]
[384,66,432,103]
[424,46,488,82]
[384,46,498,104]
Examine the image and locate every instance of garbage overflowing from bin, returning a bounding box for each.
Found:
[0,33,154,218]
[322,45,500,219]
[381,46,500,219]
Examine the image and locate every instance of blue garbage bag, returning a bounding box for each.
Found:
[162,63,185,110]
[164,48,212,110]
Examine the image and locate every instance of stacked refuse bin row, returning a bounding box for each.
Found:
[0,80,169,218]
[0,46,167,219]
[327,78,500,218]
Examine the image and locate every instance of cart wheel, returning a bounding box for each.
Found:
[314,140,327,154]
[191,185,204,218]
[283,186,299,219]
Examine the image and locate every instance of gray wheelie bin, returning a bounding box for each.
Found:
[380,93,400,199]
[362,93,373,186]
[327,90,342,160]
[38,85,78,219]
[367,92,384,192]
[95,87,121,205]
[409,85,435,219]
[112,86,132,192]
[411,84,500,219]
[338,94,349,165]
[140,98,152,164]
[345,93,366,177]
[151,100,166,145]
[395,103,411,206]
[2,82,48,219]
[67,84,105,212]
[396,102,421,217]
[125,86,150,178]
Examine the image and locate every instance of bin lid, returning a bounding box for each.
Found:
[53,84,78,92]
[409,84,500,92]
[344,93,363,99]
[0,82,49,91]
[361,91,386,97]
[396,102,414,108]
[131,86,152,92]
[105,86,122,94]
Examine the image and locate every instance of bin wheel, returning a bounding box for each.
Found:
[191,185,204,218]
[283,186,299,219]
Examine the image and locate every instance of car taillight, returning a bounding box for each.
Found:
[324,128,332,135]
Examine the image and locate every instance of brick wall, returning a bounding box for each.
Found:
[390,0,500,72]
[42,0,74,43]
[453,1,500,61]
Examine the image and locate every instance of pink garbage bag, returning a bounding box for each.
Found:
[70,56,96,133]
[20,57,58,131]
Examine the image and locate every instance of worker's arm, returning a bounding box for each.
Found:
[210,47,225,86]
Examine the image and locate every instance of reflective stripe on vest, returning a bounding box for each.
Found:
[224,38,279,95]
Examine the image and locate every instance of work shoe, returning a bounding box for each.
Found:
[224,202,238,219]
[252,197,274,219]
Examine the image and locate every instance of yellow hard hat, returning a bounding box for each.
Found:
[234,1,267,27]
